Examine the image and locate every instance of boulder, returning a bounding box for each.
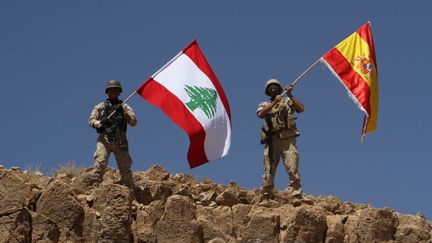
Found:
[155,219,203,243]
[0,170,30,214]
[143,164,170,181]
[199,190,218,205]
[240,206,280,242]
[196,205,233,241]
[344,208,398,243]
[36,180,84,240]
[394,213,431,243]
[91,184,133,242]
[215,189,241,207]
[279,205,327,243]
[132,200,165,242]
[160,195,196,221]
[232,204,252,238]
[31,212,60,243]
[0,208,31,243]
[325,215,346,243]
[154,195,203,242]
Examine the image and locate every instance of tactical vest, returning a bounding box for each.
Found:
[97,100,127,134]
[260,98,299,143]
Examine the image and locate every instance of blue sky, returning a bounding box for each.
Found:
[1,1,431,218]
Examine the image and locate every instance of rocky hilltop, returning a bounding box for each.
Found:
[0,164,431,243]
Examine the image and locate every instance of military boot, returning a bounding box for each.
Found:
[287,186,303,198]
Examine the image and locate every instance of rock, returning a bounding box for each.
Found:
[31,212,60,242]
[91,184,133,242]
[232,204,252,237]
[132,185,153,205]
[2,164,431,242]
[71,170,101,193]
[0,208,31,243]
[81,210,100,241]
[144,164,170,181]
[215,189,240,207]
[240,209,280,242]
[155,195,202,242]
[316,195,343,214]
[237,189,252,204]
[36,180,84,241]
[196,205,233,242]
[279,205,327,243]
[11,166,21,171]
[171,173,199,187]
[259,199,281,208]
[141,181,174,202]
[0,170,31,214]
[25,187,42,211]
[199,190,218,205]
[344,208,398,243]
[155,218,203,243]
[208,237,227,243]
[325,215,346,243]
[132,200,165,242]
[161,195,196,221]
[394,213,431,243]
[176,184,192,197]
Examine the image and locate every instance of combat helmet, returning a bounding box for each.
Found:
[265,79,282,96]
[105,80,123,93]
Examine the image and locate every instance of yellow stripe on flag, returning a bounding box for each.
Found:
[335,32,378,89]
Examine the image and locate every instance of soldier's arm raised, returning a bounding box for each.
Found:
[123,104,137,127]
[257,95,283,118]
[288,95,304,113]
[285,85,304,113]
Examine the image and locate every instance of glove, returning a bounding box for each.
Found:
[114,104,124,114]
[93,120,102,128]
[99,117,109,126]
[285,85,294,97]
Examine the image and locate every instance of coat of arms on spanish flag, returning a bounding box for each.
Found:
[321,22,379,140]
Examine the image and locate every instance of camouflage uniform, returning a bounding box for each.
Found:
[257,97,302,196]
[89,100,137,186]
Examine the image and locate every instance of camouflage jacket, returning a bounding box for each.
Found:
[257,97,300,138]
[89,100,137,132]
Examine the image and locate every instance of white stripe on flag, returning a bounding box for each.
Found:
[152,53,231,160]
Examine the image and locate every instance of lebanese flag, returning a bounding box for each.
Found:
[136,40,231,168]
[321,22,379,140]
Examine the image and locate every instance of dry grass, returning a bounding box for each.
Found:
[54,160,84,177]
[26,161,44,185]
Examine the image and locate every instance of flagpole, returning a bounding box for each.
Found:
[106,90,137,119]
[281,58,321,96]
[151,50,183,78]
[106,45,185,120]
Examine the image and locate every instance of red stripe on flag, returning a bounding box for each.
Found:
[137,79,208,168]
[183,41,232,121]
[323,48,371,114]
[356,23,378,73]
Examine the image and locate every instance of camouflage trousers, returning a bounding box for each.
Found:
[262,135,301,196]
[92,134,134,187]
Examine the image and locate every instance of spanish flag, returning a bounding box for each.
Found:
[321,22,378,140]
